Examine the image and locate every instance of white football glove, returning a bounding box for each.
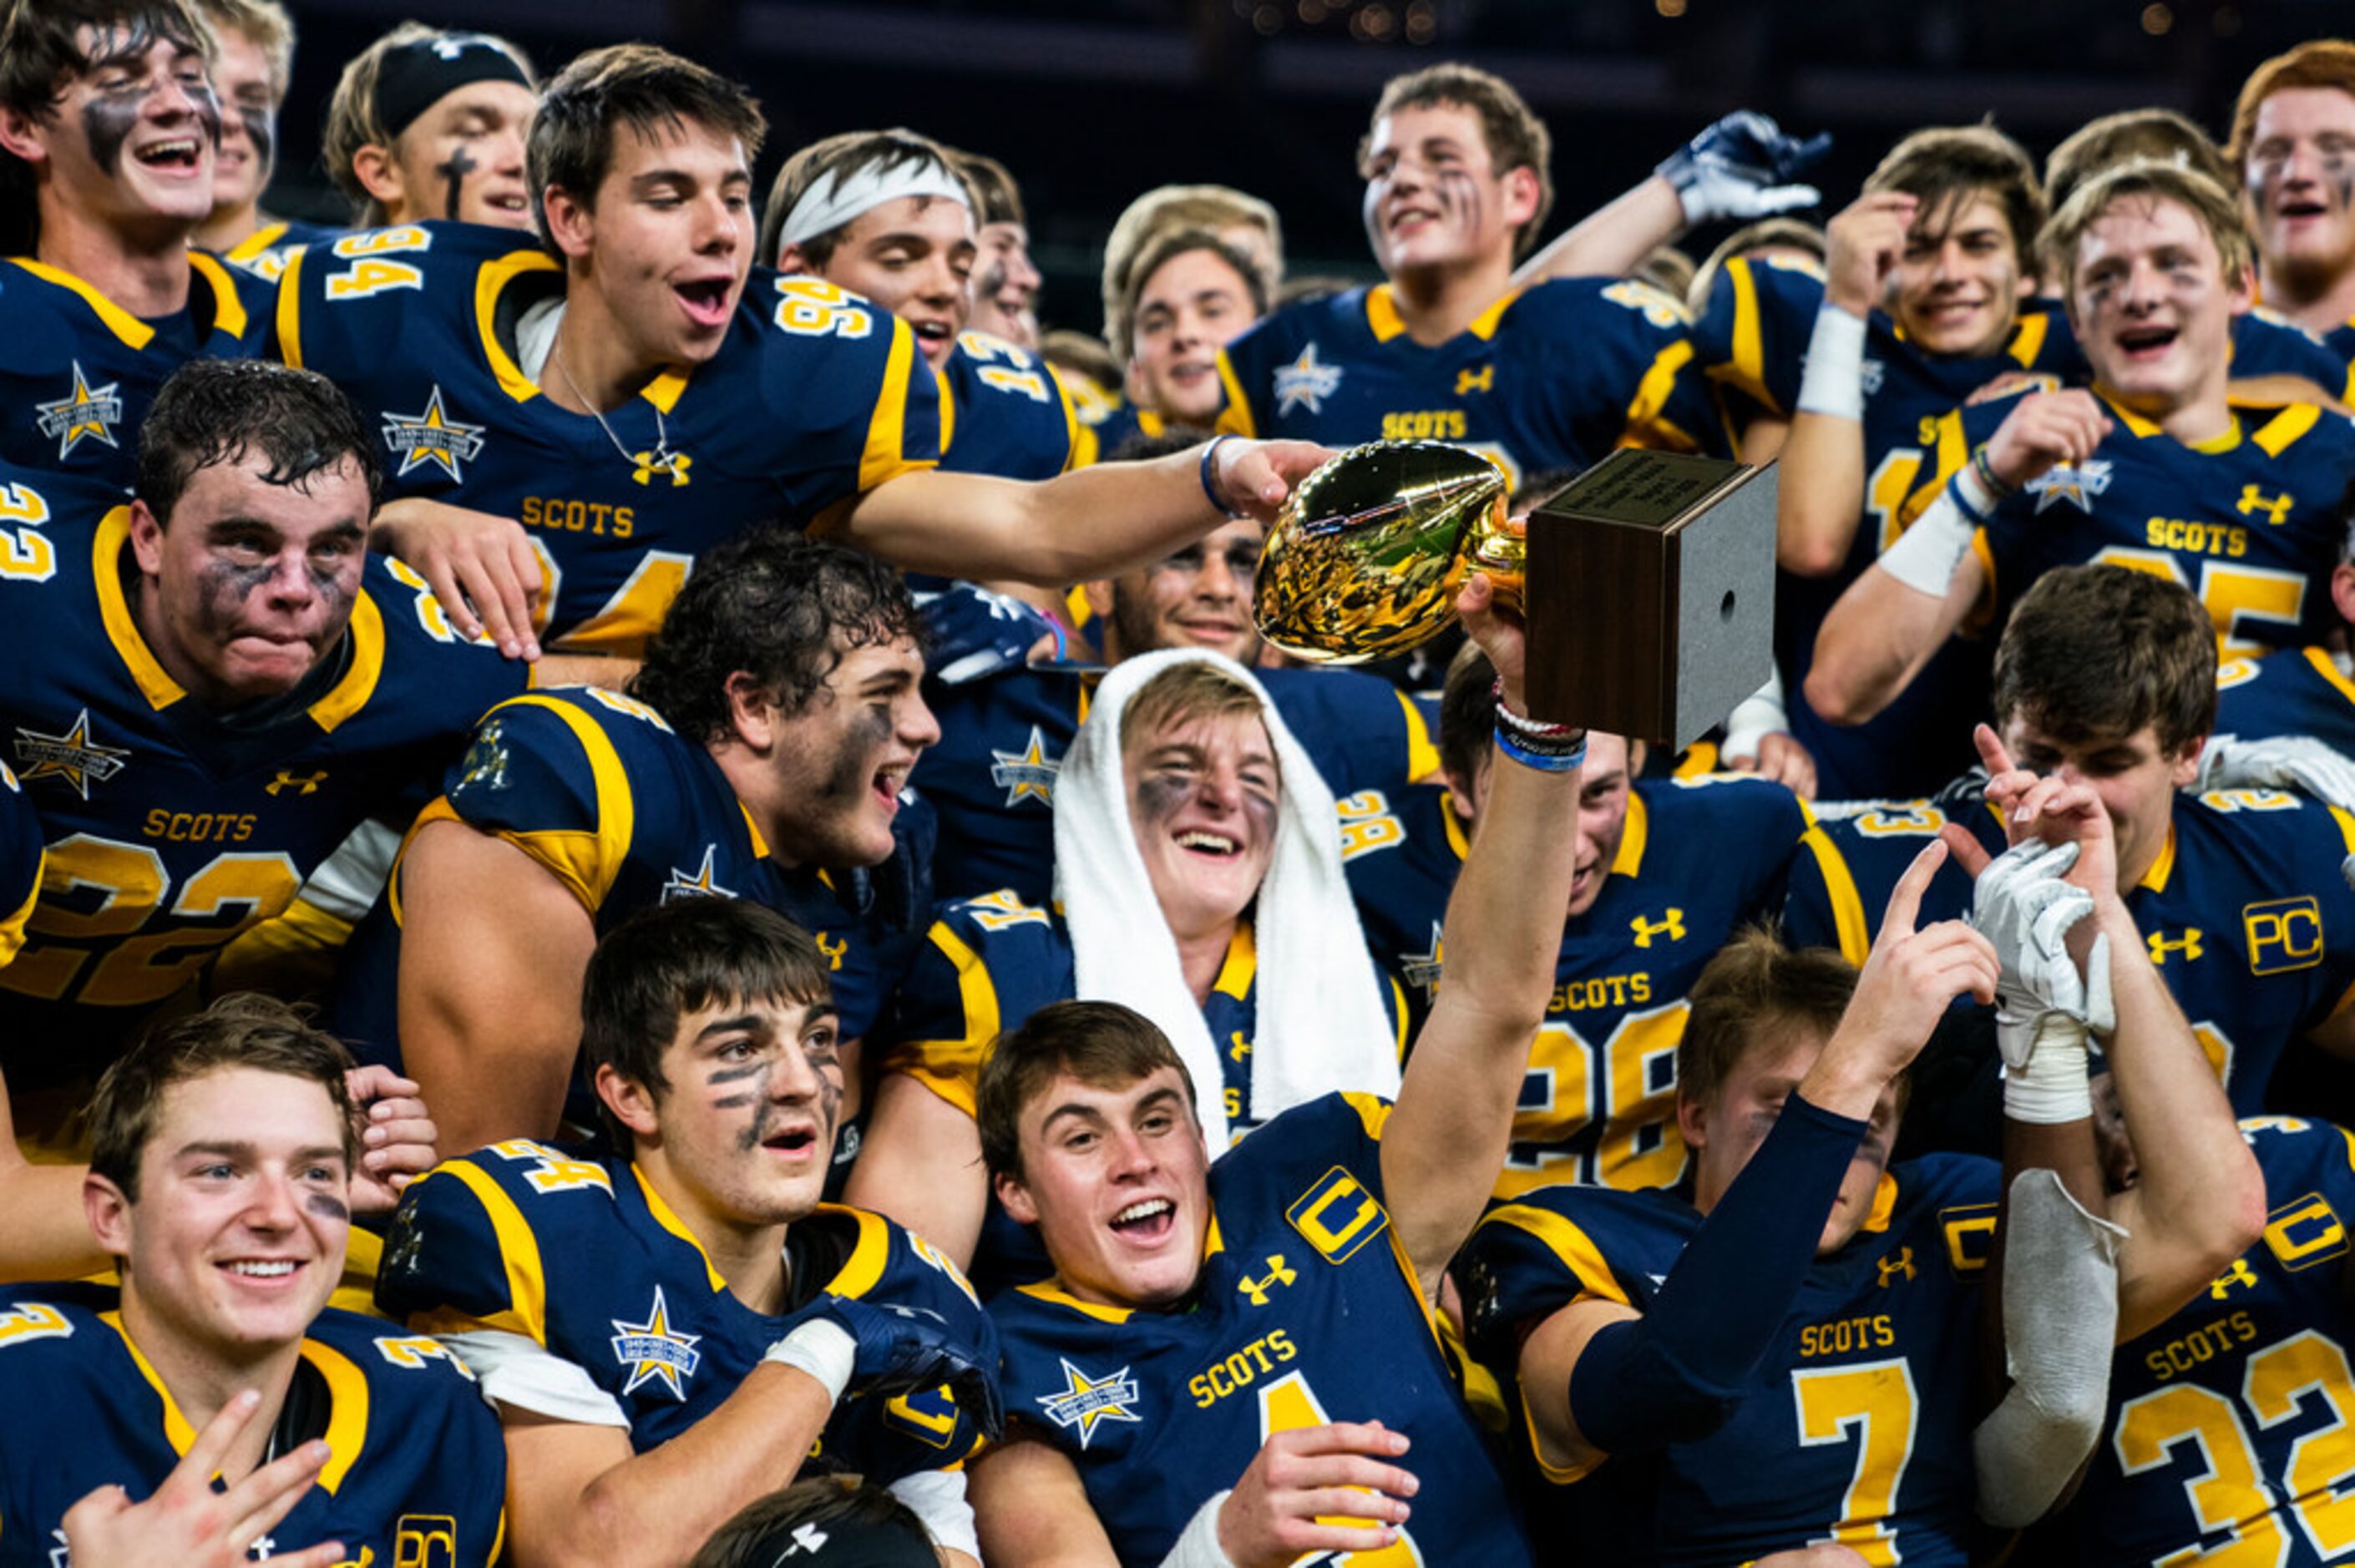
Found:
[2197,733,2355,810]
[1972,840,2111,1124]
[1657,111,1831,226]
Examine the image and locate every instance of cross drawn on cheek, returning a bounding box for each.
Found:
[437,143,478,222]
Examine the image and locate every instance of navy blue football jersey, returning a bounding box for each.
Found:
[1213,277,1722,492]
[2216,645,2355,756]
[937,331,1081,479]
[1343,775,1837,1195]
[0,1281,506,1568]
[0,474,524,1075]
[2227,306,2355,399]
[221,216,342,283]
[0,762,40,971]
[376,1144,995,1478]
[331,687,930,1075]
[916,660,1437,904]
[1917,391,2355,662]
[1694,255,2069,797]
[279,221,940,656]
[1785,780,2355,1114]
[1461,1155,1999,1566]
[0,252,272,486]
[990,1092,1536,1565]
[2034,1115,2355,1565]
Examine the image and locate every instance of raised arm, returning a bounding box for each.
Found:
[1380,573,1584,1295]
[1776,193,1913,577]
[827,438,1327,589]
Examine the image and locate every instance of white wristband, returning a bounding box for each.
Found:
[1795,302,1868,422]
[1158,1491,1237,1568]
[1999,1014,2094,1125]
[1719,670,1788,764]
[763,1317,856,1403]
[1876,485,1978,598]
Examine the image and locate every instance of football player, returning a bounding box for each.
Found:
[0,0,274,485]
[317,23,537,233]
[2231,41,2355,354]
[0,360,555,1083]
[377,896,1000,1566]
[1345,641,1845,1196]
[332,529,936,1161]
[283,43,1319,667]
[914,492,1437,906]
[853,651,1405,1291]
[1789,566,2355,1120]
[0,994,506,1568]
[188,0,328,271]
[1211,63,1728,493]
[1711,125,2064,799]
[1118,227,1269,435]
[1810,159,2355,726]
[961,572,1575,1564]
[2209,508,2355,755]
[949,148,1040,351]
[763,127,1079,482]
[1460,784,2261,1562]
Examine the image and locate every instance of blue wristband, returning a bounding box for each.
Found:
[1198,435,1243,518]
[1496,728,1587,773]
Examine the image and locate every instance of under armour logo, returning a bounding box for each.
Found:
[265,769,327,797]
[632,449,692,487]
[1237,1255,1296,1306]
[815,932,847,970]
[1630,909,1686,948]
[1455,365,1494,396]
[2147,928,2204,965]
[2236,485,2294,525]
[1228,1030,1252,1064]
[1876,1246,1917,1287]
[2209,1257,2260,1299]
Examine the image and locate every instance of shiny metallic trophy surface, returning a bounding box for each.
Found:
[1252,439,1517,664]
[1253,438,1775,741]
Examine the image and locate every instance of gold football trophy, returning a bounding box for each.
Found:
[1252,439,1776,743]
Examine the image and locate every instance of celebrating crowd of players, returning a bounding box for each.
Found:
[12,0,2355,1562]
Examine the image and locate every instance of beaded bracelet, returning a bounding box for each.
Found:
[1969,444,2017,503]
[1491,678,1583,740]
[1497,726,1588,772]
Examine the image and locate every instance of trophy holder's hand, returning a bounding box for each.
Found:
[1456,514,1530,710]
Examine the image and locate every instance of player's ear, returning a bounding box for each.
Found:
[722,671,778,753]
[127,499,168,578]
[1500,164,1542,233]
[2331,560,2355,633]
[0,103,53,169]
[995,1168,1040,1227]
[84,1171,133,1259]
[1081,579,1115,622]
[1674,1089,1709,1157]
[349,142,406,213]
[542,182,595,260]
[594,1062,661,1141]
[1441,762,1481,826]
[2168,737,2206,791]
[773,240,814,276]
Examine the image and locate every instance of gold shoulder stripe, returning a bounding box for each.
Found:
[276,244,307,367]
[94,506,185,711]
[484,694,638,910]
[103,1310,200,1455]
[305,589,385,733]
[1797,824,1871,967]
[1479,1203,1631,1308]
[818,1203,893,1298]
[475,249,561,403]
[1213,349,1256,438]
[297,1339,371,1495]
[432,1162,553,1344]
[860,315,934,491]
[2253,401,2322,458]
[631,1165,727,1292]
[6,259,152,348]
[189,251,247,341]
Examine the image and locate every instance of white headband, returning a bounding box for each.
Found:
[772,154,972,256]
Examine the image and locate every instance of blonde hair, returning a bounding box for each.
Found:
[2040,156,2254,303]
[1102,184,1284,343]
[195,0,291,100]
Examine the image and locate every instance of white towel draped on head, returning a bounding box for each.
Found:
[1052,649,1401,1150]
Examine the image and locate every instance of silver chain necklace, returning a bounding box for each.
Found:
[549,339,684,481]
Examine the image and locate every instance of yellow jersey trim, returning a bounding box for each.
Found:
[1719,257,1773,411]
[1015,1278,1136,1324]
[1213,921,1257,1000]
[901,921,998,1118]
[859,316,932,492]
[300,1339,371,1495]
[190,252,247,341]
[632,1165,729,1292]
[2138,825,2178,894]
[474,249,561,404]
[1798,825,1872,967]
[434,1161,551,1343]
[822,1203,893,1299]
[2252,402,2322,458]
[0,841,40,966]
[1443,792,1471,863]
[224,222,289,263]
[1213,349,1256,438]
[1611,791,1650,878]
[94,506,185,711]
[276,244,308,367]
[304,590,385,733]
[1365,285,1407,343]
[1622,339,1701,453]
[1395,689,1440,781]
[934,355,958,455]
[1861,1170,1901,1233]
[482,695,636,911]
[6,259,153,348]
[104,1310,200,1454]
[1479,1203,1631,1308]
[2008,311,2049,368]
[2306,645,2355,706]
[1466,291,1518,341]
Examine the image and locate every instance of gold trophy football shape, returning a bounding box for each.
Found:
[1253,440,1778,745]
